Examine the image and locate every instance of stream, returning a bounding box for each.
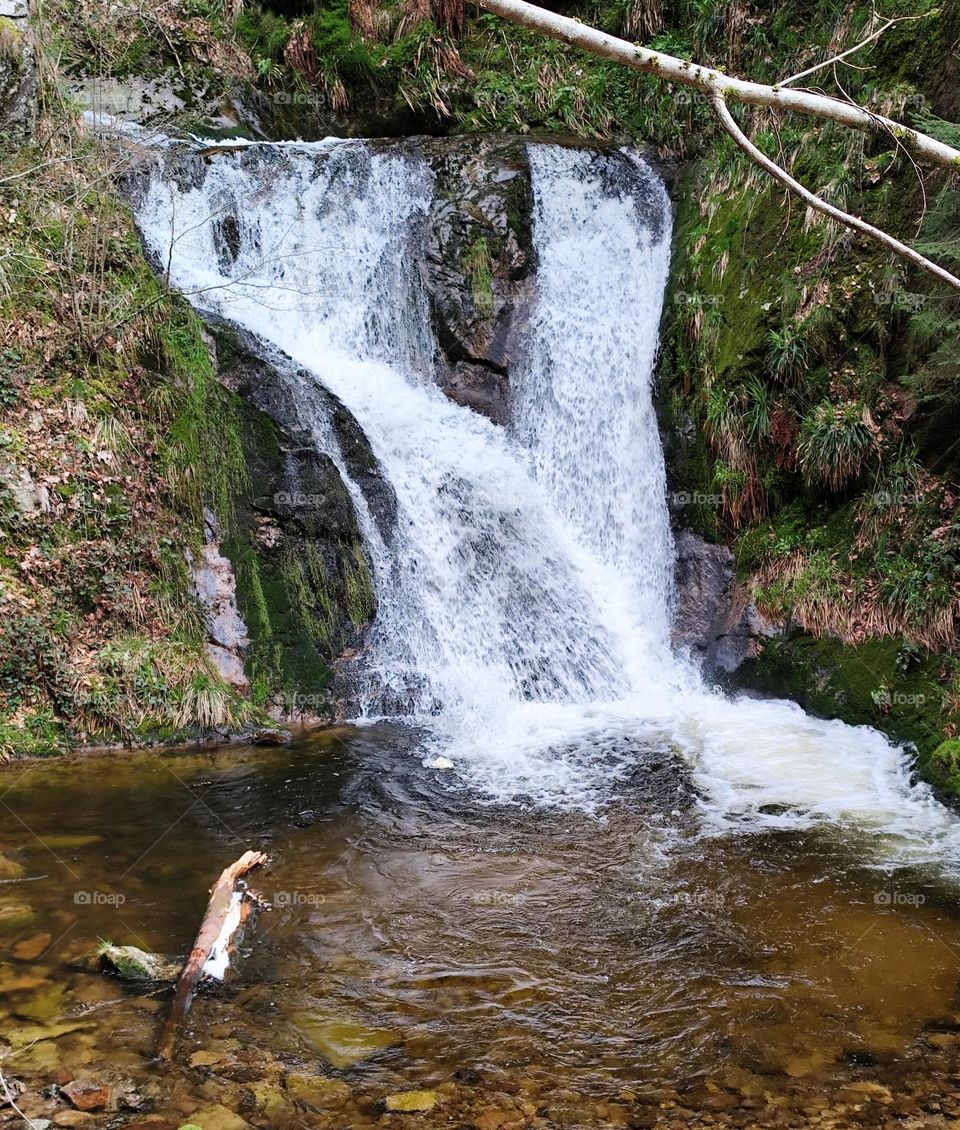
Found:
[2,730,960,1127]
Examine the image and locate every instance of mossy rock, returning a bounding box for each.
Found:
[920,740,960,797]
[97,942,180,981]
[197,324,383,713]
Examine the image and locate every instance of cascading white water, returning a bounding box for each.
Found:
[134,135,960,863]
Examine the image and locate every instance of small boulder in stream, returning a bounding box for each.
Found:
[97,943,179,982]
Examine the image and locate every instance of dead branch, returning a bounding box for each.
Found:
[708,92,960,294]
[155,849,267,1061]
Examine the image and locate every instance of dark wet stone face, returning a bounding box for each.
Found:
[586,149,669,245]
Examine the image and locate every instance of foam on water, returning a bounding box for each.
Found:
[133,136,960,864]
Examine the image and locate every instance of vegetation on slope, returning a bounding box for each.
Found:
[0,74,261,753]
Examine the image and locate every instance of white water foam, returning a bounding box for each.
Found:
[133,137,960,865]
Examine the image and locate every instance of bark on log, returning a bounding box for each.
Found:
[155,850,267,1061]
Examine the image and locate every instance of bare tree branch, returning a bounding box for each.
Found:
[475,0,960,169]
[778,13,926,87]
[708,92,960,294]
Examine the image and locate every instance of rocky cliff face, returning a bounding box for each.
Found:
[205,326,385,719]
[671,530,779,675]
[417,135,535,426]
[0,0,35,142]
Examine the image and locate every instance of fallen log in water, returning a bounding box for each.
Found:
[156,850,267,1061]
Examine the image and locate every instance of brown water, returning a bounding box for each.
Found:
[2,727,960,1128]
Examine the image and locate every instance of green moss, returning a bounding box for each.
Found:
[344,542,374,627]
[923,740,960,798]
[463,237,494,321]
[0,16,23,61]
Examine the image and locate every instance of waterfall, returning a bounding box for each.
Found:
[134,135,960,863]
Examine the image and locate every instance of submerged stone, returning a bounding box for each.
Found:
[284,1071,351,1107]
[384,1090,438,1112]
[0,905,35,931]
[37,836,102,850]
[291,1012,398,1068]
[60,1080,110,1111]
[246,1082,290,1120]
[0,853,25,879]
[13,934,52,961]
[52,1111,97,1127]
[8,1019,93,1049]
[179,1106,252,1130]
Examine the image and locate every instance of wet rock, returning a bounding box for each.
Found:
[194,320,386,714]
[672,529,779,673]
[384,1090,438,1112]
[249,728,291,746]
[842,1082,893,1103]
[180,1106,252,1130]
[418,136,535,427]
[97,944,179,982]
[208,318,396,542]
[290,1013,398,1069]
[441,362,509,426]
[13,935,52,961]
[283,1071,351,1107]
[60,1081,110,1112]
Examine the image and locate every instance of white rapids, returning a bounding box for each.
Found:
[133,135,960,866]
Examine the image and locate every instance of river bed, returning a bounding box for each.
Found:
[1,727,960,1128]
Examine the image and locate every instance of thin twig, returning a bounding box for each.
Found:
[779,15,904,87]
[708,92,960,295]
